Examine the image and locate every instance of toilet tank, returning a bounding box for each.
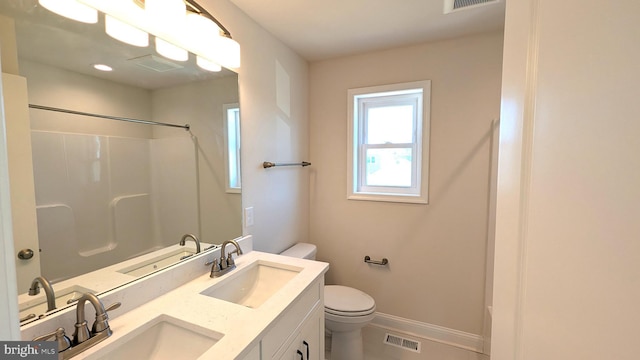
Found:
[280,243,317,260]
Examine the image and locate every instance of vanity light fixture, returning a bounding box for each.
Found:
[38,0,98,24]
[145,0,186,25]
[105,15,149,47]
[196,56,222,72]
[39,0,240,71]
[155,38,189,62]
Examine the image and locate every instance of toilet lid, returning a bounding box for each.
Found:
[324,285,375,316]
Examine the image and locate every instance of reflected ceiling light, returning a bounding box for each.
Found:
[155,38,188,62]
[73,0,241,69]
[39,0,98,24]
[106,15,149,47]
[93,64,113,71]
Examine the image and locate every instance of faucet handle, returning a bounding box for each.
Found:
[34,327,71,352]
[226,252,236,268]
[92,302,121,333]
[209,258,221,277]
[219,255,228,270]
[73,321,91,345]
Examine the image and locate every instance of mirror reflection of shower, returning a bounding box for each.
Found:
[32,125,199,283]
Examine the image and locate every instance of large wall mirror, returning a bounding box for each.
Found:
[0,0,242,326]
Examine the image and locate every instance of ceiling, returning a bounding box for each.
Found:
[0,0,505,87]
[227,0,506,61]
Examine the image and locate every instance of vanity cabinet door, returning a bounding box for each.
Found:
[262,278,323,359]
[276,306,322,360]
[238,343,261,360]
[277,332,303,360]
[298,305,323,360]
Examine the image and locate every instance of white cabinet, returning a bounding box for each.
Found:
[239,343,261,360]
[262,277,324,360]
[276,306,322,360]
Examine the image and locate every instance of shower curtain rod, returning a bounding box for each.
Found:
[29,104,190,131]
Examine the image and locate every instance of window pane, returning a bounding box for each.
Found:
[365,148,412,187]
[227,107,241,189]
[366,105,414,144]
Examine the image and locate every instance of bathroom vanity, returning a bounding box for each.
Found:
[20,236,329,359]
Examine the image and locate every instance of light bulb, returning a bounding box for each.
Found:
[106,15,149,47]
[155,38,188,62]
[39,0,98,24]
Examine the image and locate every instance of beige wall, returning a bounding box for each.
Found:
[309,31,503,334]
[0,14,19,75]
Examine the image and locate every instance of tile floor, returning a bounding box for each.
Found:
[326,325,489,360]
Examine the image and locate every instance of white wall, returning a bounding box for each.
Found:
[309,31,503,335]
[492,0,640,359]
[198,0,310,253]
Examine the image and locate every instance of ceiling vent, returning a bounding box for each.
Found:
[444,0,500,14]
[128,54,184,72]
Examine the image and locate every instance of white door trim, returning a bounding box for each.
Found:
[0,70,21,340]
[491,0,540,358]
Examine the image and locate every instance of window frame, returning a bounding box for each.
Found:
[223,103,241,193]
[347,80,431,204]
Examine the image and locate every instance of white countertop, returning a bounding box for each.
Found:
[65,250,328,359]
[18,242,210,325]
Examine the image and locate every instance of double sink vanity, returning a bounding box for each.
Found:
[20,236,329,359]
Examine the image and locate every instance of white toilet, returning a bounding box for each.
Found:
[281,243,376,360]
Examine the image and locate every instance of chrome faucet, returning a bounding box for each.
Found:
[29,276,56,312]
[33,293,120,359]
[179,233,201,253]
[210,239,243,278]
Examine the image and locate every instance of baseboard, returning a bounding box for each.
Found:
[370,312,484,353]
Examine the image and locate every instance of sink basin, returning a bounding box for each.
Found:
[118,249,196,277]
[201,260,302,308]
[19,285,94,322]
[87,315,223,360]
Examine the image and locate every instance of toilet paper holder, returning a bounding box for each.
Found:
[364,256,388,266]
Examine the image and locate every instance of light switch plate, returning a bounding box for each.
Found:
[244,207,254,227]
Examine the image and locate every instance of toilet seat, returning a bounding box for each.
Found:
[324,285,376,317]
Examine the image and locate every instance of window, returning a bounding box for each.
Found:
[347,81,430,204]
[224,103,241,193]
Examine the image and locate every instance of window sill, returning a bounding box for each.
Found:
[347,193,428,205]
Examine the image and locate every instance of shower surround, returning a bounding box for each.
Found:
[31,131,199,282]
